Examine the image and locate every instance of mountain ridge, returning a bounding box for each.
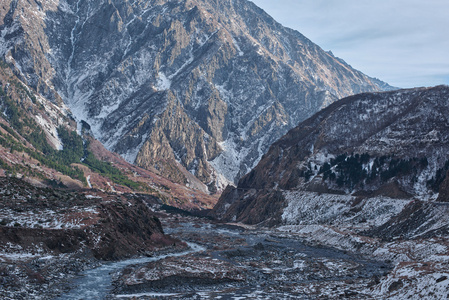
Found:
[213,85,449,224]
[0,0,393,194]
[0,60,217,210]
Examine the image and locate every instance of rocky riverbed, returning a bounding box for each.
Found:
[0,177,182,300]
[2,179,448,299]
[109,212,392,299]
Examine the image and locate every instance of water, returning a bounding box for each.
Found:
[57,221,390,299]
[57,242,205,300]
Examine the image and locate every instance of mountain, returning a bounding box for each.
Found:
[0,0,393,194]
[213,85,449,225]
[210,86,449,299]
[0,60,216,209]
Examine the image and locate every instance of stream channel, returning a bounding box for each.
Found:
[56,242,206,299]
[56,218,391,299]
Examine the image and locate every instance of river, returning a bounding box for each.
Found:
[56,242,206,300]
[57,218,390,299]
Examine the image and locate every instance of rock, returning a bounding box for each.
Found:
[0,177,182,261]
[0,0,393,191]
[214,86,449,227]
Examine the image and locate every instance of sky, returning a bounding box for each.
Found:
[250,0,449,88]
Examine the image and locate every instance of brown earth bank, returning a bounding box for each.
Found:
[0,125,219,211]
[84,137,220,210]
[0,177,184,260]
[0,176,187,299]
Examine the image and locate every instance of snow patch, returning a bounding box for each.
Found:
[369,262,449,299]
[0,207,99,230]
[115,293,180,298]
[209,137,249,183]
[107,182,116,193]
[232,38,244,56]
[86,175,92,188]
[85,195,103,199]
[0,21,21,56]
[282,190,410,228]
[35,114,63,150]
[121,133,148,164]
[282,191,353,225]
[156,72,171,91]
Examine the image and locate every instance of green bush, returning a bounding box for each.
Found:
[1,83,143,190]
[83,151,142,190]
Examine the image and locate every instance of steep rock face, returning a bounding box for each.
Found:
[213,86,449,224]
[0,60,217,209]
[437,171,449,202]
[0,0,64,104]
[0,0,392,193]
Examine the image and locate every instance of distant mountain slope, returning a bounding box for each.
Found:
[0,0,393,193]
[213,86,449,224]
[0,61,217,210]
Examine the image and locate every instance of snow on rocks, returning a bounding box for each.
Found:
[155,72,171,91]
[0,206,99,230]
[368,262,449,299]
[274,184,449,299]
[117,255,246,288]
[282,191,409,229]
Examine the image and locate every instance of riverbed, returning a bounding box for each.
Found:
[56,212,391,299]
[56,242,205,299]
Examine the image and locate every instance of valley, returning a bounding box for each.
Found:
[0,0,448,299]
[1,180,448,299]
[0,200,393,299]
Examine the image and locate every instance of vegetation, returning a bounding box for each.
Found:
[0,157,12,172]
[0,59,8,68]
[83,151,143,190]
[0,126,86,183]
[0,77,145,191]
[0,84,85,183]
[428,160,449,192]
[297,152,429,190]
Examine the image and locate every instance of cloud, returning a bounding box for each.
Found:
[250,0,449,88]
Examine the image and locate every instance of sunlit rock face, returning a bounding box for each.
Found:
[0,0,391,192]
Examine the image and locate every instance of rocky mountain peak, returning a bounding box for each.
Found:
[1,0,393,194]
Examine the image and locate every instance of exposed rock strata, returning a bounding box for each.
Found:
[0,0,392,192]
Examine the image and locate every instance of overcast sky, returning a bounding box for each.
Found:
[251,0,449,88]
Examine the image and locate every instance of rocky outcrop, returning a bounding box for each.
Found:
[213,86,449,225]
[364,200,449,240]
[113,255,247,294]
[0,0,393,193]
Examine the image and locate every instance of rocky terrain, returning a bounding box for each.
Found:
[1,176,448,299]
[0,177,184,299]
[107,209,447,299]
[0,59,217,209]
[214,86,449,224]
[210,85,449,298]
[0,0,393,192]
[1,0,448,298]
